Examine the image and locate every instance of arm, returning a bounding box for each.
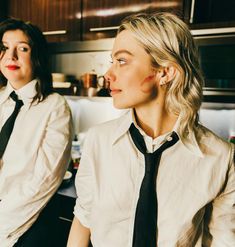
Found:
[67,217,90,247]
[0,97,73,246]
[67,128,95,247]
[203,144,235,246]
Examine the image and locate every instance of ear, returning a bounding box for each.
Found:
[158,66,177,86]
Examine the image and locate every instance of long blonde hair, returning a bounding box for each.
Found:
[118,12,204,138]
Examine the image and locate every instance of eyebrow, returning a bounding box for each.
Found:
[112,49,133,58]
[2,41,30,45]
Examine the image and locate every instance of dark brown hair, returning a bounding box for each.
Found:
[0,18,53,101]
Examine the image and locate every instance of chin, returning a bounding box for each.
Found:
[113,100,132,110]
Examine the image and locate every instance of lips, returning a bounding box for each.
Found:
[110,89,122,96]
[6,65,20,70]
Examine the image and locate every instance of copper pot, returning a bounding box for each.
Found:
[82,73,98,89]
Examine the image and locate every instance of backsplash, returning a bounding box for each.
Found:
[199,107,235,140]
[51,51,111,80]
[65,96,235,147]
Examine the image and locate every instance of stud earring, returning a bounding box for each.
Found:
[160,81,166,86]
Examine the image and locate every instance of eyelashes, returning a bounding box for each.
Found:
[0,45,7,52]
[117,58,126,65]
[109,58,127,65]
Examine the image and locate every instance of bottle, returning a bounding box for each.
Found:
[71,135,81,176]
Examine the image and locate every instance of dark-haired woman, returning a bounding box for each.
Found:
[0,19,73,247]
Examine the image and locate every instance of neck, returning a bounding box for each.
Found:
[134,101,178,139]
[9,78,33,90]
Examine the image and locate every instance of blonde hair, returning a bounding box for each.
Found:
[118,12,204,138]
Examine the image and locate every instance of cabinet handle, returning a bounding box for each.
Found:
[43,30,67,36]
[89,26,119,32]
[189,0,196,24]
[59,216,72,222]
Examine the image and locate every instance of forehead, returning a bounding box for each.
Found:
[2,29,29,43]
[112,30,147,57]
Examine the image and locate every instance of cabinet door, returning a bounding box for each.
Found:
[7,0,82,42]
[82,0,184,40]
[184,0,235,29]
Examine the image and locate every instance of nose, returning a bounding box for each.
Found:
[104,67,116,84]
[6,48,18,60]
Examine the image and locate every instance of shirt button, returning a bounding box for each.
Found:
[166,136,173,141]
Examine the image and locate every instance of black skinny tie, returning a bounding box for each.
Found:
[0,91,24,158]
[129,123,179,247]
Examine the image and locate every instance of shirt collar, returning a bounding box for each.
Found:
[0,79,38,109]
[111,109,203,158]
[171,114,203,157]
[111,109,133,145]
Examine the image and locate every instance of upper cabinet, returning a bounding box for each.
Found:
[7,0,82,42]
[6,0,184,42]
[184,0,235,29]
[5,0,235,42]
[82,0,184,40]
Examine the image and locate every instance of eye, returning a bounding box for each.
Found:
[117,58,126,65]
[0,45,7,52]
[18,46,30,52]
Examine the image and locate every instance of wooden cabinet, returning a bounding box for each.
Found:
[7,0,82,42]
[184,0,235,29]
[6,0,235,42]
[7,0,185,42]
[82,0,185,40]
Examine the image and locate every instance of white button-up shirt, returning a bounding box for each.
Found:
[74,110,235,247]
[0,80,73,247]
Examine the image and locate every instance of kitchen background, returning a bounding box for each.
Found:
[1,0,235,246]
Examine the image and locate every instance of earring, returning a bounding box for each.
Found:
[160,81,166,86]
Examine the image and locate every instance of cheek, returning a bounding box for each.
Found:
[0,60,6,74]
[23,57,33,71]
[0,53,6,65]
[140,75,158,95]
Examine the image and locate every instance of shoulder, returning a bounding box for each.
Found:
[89,111,128,134]
[44,92,68,105]
[197,124,234,161]
[40,93,70,111]
[84,111,130,145]
[33,93,71,122]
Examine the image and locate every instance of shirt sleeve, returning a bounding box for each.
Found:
[203,143,235,246]
[73,128,95,228]
[0,97,73,246]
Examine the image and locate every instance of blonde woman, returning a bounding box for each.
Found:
[68,12,235,247]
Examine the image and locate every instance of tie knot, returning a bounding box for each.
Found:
[129,123,179,155]
[10,91,23,107]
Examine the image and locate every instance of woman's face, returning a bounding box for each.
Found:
[105,30,159,109]
[0,29,33,89]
